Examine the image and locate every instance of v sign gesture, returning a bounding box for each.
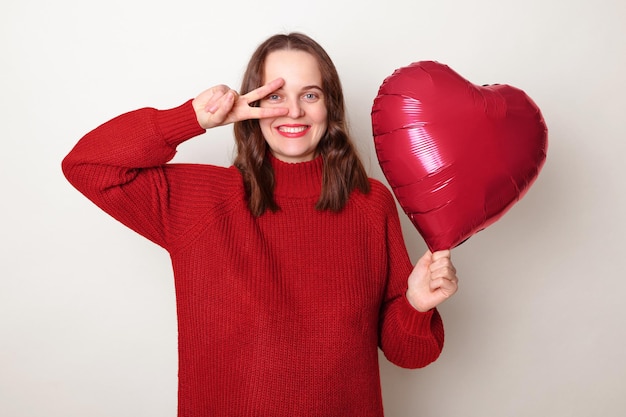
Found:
[192,78,289,129]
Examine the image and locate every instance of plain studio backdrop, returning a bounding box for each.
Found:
[1,0,625,416]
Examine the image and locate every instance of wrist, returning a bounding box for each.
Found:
[405,289,431,313]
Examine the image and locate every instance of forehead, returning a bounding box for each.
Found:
[262,49,322,86]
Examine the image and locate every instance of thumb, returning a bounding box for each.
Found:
[416,250,433,269]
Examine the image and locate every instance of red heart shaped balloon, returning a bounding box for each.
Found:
[371,61,547,251]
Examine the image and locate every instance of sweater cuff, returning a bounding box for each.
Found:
[156,99,206,148]
[399,295,437,336]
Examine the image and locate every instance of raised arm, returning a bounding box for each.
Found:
[61,79,289,248]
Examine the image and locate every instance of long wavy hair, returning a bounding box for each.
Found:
[233,32,370,216]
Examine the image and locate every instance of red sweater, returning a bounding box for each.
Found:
[62,100,444,416]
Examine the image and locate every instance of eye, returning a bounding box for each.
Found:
[265,93,283,103]
[302,92,321,102]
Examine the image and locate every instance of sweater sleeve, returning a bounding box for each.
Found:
[377,184,445,369]
[61,100,209,249]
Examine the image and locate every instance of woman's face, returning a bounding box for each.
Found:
[259,49,328,163]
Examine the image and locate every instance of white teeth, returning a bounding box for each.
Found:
[279,126,307,133]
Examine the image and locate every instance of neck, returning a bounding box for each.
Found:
[270,154,323,198]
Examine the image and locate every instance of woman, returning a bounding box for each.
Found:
[63,32,458,416]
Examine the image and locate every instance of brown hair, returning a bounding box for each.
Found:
[233,32,370,216]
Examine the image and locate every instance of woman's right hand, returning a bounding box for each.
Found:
[192,78,289,129]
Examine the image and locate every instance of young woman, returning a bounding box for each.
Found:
[63,32,458,417]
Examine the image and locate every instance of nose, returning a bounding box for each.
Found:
[286,97,304,119]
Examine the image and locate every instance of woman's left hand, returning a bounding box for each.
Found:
[406,250,459,312]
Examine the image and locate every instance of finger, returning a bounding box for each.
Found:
[215,89,239,113]
[431,272,457,290]
[208,90,236,122]
[430,251,455,273]
[430,255,454,269]
[206,91,228,113]
[415,250,433,269]
[430,266,459,287]
[430,261,457,277]
[420,250,433,262]
[431,249,451,262]
[430,275,459,295]
[243,78,285,103]
[429,254,457,279]
[430,260,457,278]
[202,85,230,112]
[247,106,289,120]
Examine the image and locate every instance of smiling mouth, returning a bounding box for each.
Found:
[278,125,309,134]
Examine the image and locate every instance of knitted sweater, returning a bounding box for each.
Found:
[62,100,444,417]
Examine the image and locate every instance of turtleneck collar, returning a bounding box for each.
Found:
[270,154,324,199]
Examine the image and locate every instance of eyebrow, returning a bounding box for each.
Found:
[274,85,323,93]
